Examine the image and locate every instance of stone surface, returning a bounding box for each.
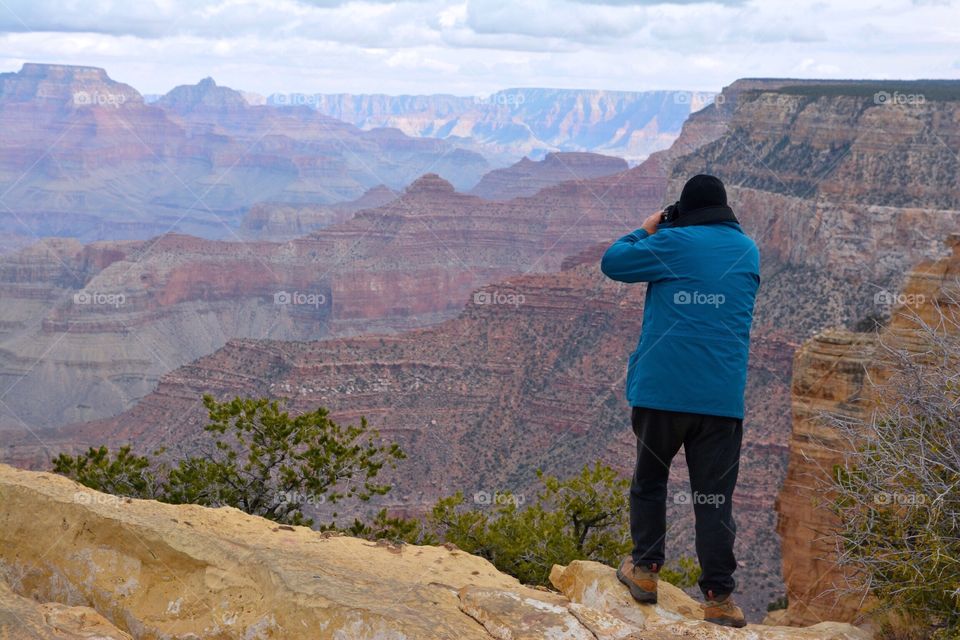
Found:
[0,580,133,639]
[0,464,872,640]
[550,562,871,640]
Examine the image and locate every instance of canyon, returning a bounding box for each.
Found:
[0,64,489,243]
[0,158,667,432]
[2,77,959,627]
[266,88,717,165]
[468,152,628,200]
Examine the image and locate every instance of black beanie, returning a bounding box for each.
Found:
[678,174,727,214]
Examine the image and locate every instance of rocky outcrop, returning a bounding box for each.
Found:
[0,580,132,639]
[469,152,628,200]
[775,233,960,626]
[0,463,870,639]
[277,88,716,165]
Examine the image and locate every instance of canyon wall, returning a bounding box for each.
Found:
[271,88,717,165]
[776,233,960,626]
[468,152,628,200]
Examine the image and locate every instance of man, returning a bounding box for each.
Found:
[600,174,759,628]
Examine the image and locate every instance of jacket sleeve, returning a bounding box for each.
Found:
[600,228,679,283]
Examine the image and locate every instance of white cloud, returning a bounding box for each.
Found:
[0,0,956,95]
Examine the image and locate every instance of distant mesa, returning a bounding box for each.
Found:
[469,151,629,200]
[0,62,142,106]
[403,173,458,197]
[155,76,250,112]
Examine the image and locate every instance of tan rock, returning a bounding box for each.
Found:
[549,560,703,627]
[0,580,132,639]
[0,464,876,639]
[550,561,872,640]
[0,464,529,639]
[776,234,960,627]
[459,586,594,639]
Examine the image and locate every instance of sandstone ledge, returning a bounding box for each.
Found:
[0,464,869,639]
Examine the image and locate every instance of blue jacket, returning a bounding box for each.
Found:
[600,221,759,419]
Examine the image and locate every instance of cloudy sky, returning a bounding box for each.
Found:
[0,0,957,97]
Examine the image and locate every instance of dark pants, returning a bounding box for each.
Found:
[629,406,742,597]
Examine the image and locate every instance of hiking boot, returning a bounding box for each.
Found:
[616,557,658,604]
[702,590,747,628]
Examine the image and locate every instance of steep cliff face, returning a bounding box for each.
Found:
[277,88,716,165]
[776,234,960,626]
[0,64,489,243]
[0,464,871,639]
[671,81,960,282]
[0,164,666,431]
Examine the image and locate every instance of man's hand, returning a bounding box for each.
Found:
[641,211,663,236]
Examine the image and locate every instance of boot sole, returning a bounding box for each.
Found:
[705,616,747,628]
[616,567,658,604]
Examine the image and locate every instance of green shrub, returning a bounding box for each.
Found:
[426,461,701,589]
[54,395,404,527]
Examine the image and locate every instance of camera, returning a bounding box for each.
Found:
[661,201,681,223]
